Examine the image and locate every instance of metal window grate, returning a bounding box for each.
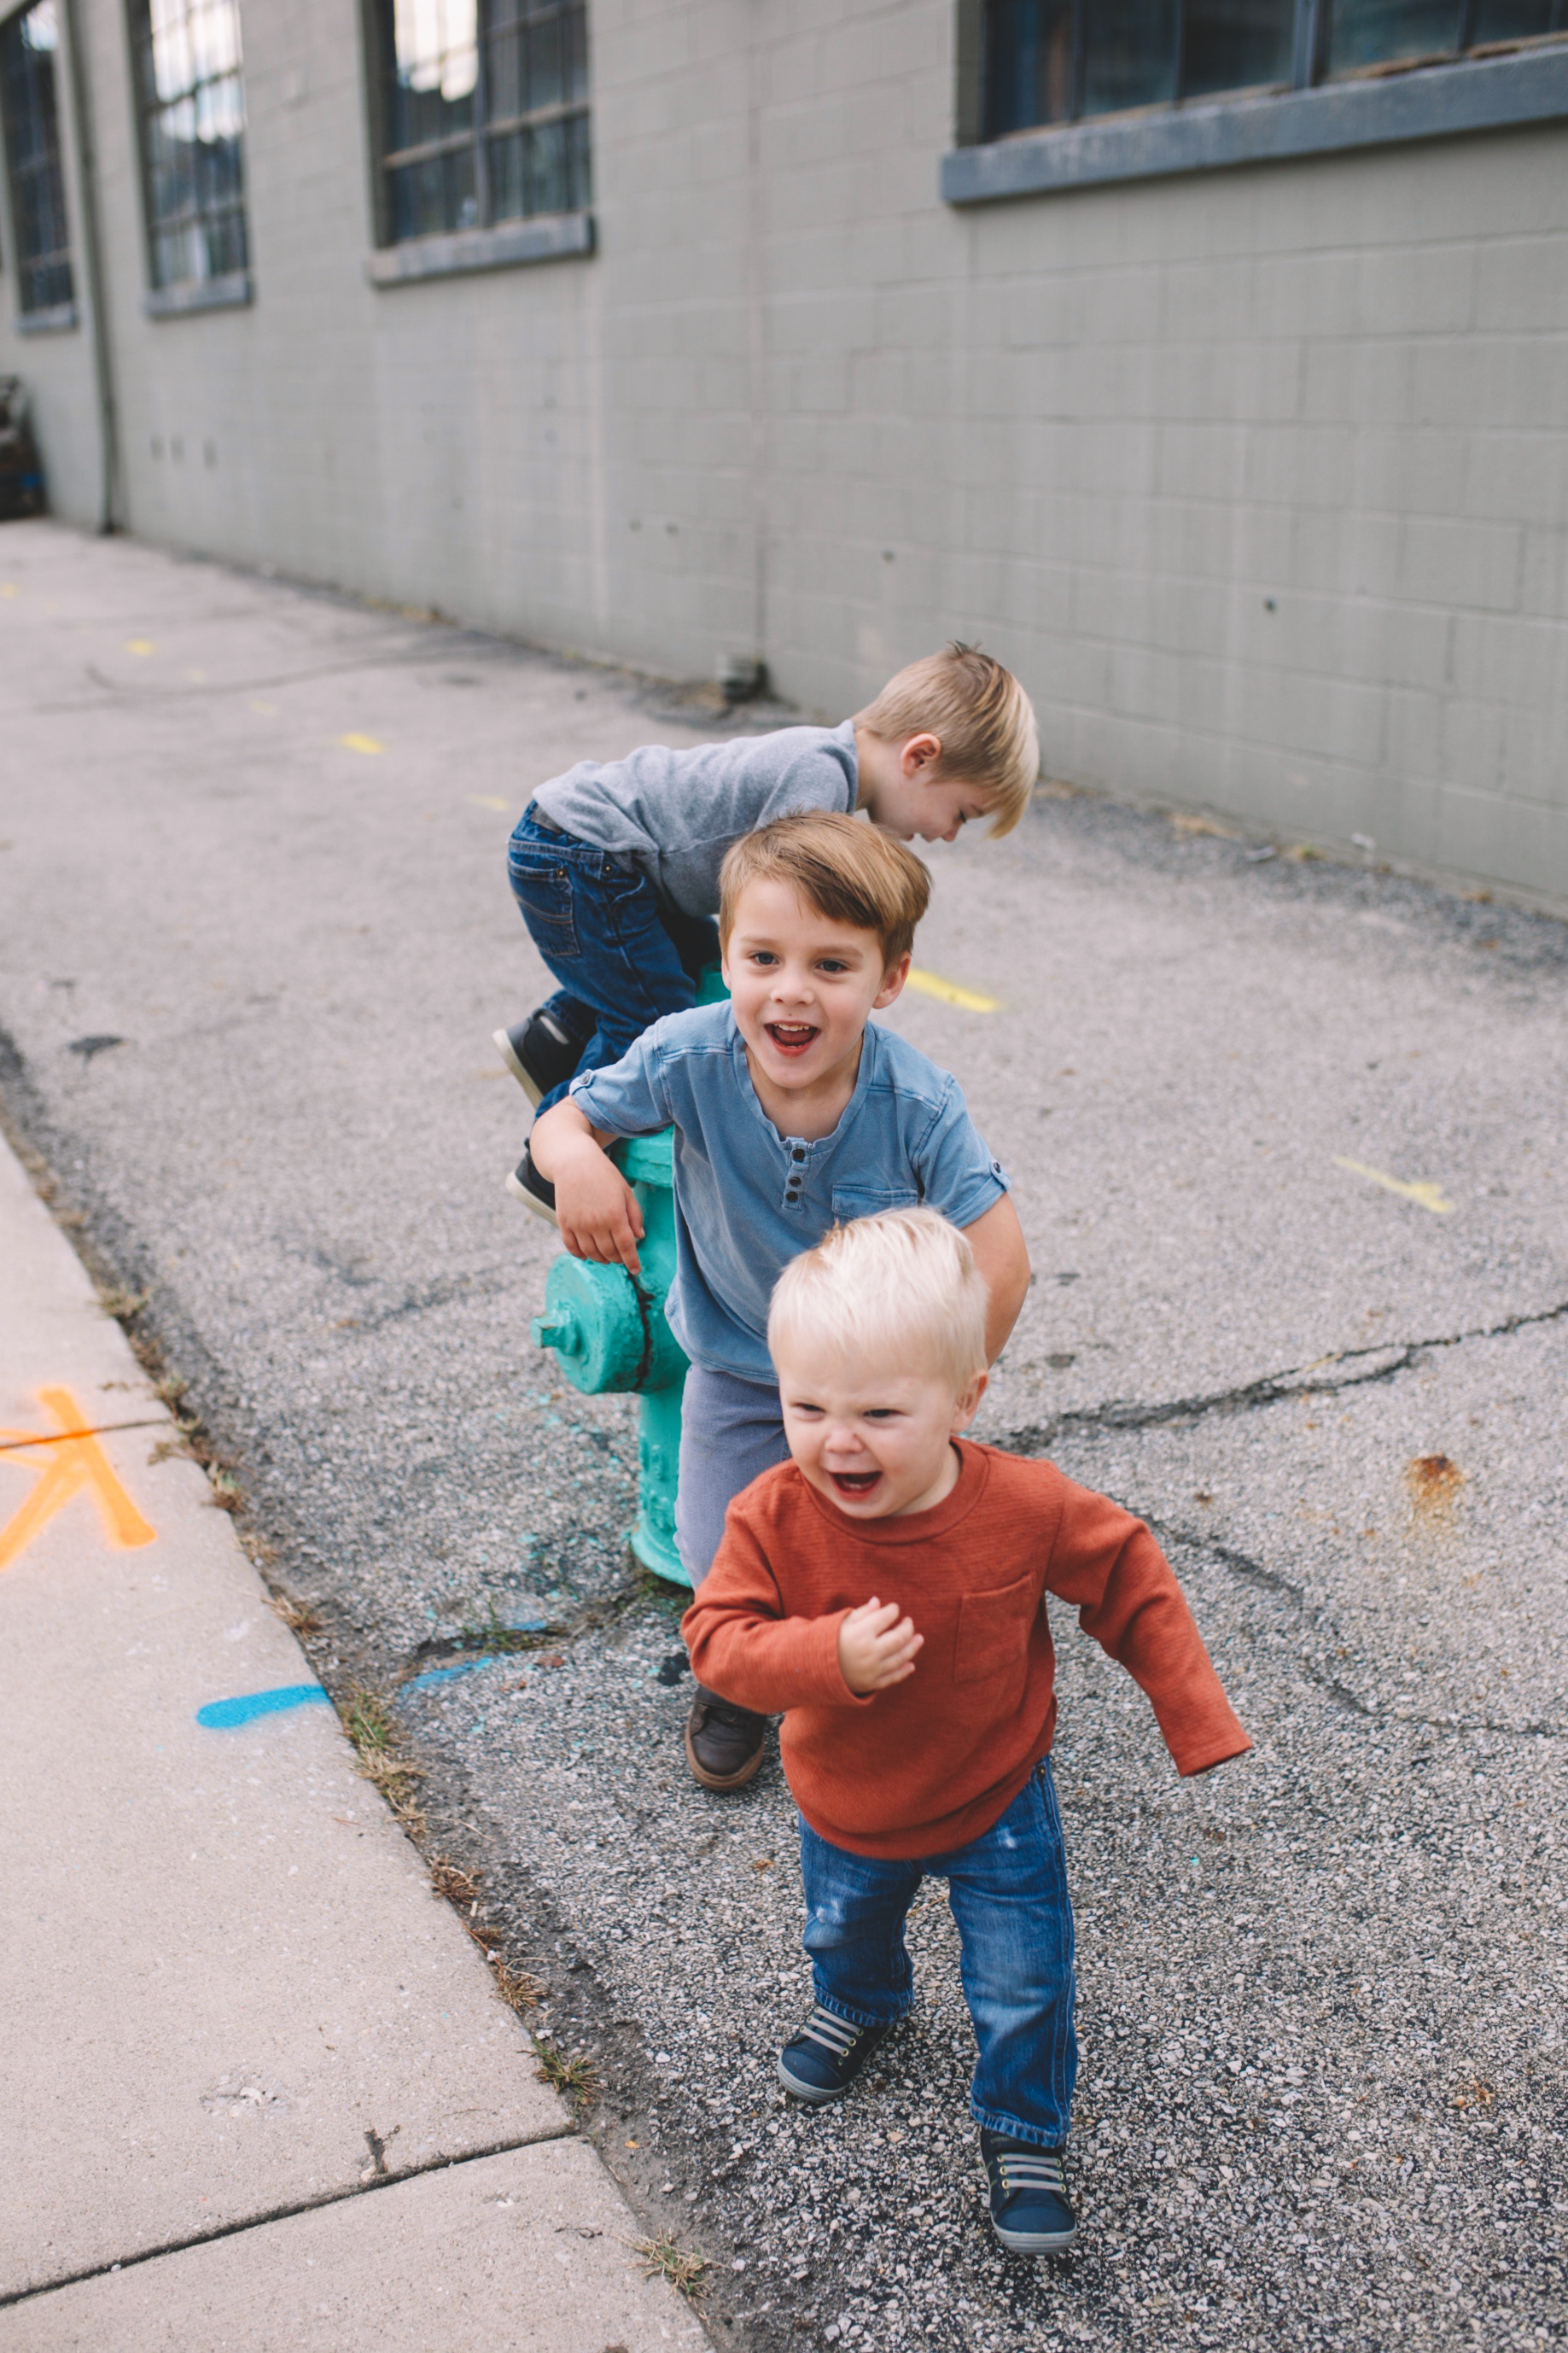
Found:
[376,0,590,244]
[0,0,75,318]
[980,0,1568,140]
[129,0,248,290]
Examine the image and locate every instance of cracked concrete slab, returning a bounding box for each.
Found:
[2,2140,705,2351]
[0,1130,570,2300]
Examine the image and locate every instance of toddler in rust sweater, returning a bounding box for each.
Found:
[681,1206,1250,2256]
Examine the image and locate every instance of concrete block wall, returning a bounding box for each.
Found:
[1,0,1565,903]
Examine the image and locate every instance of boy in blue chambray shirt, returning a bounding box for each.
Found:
[528,811,1030,1792]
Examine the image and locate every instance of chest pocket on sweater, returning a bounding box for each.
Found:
[953,1573,1038,1686]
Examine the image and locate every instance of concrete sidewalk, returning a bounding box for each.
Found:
[0,1132,702,2349]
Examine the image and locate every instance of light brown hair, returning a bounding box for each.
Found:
[853,642,1039,835]
[719,810,931,970]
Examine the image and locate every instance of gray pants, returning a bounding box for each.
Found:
[675,1364,789,1591]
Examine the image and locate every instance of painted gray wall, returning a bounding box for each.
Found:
[2,0,1565,906]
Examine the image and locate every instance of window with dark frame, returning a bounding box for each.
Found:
[0,0,75,318]
[128,0,248,291]
[980,0,1568,143]
[373,0,590,247]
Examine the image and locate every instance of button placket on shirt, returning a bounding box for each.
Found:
[782,1138,810,1211]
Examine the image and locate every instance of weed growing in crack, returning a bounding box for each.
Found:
[534,2037,598,2112]
[342,1685,425,1831]
[429,1857,482,1906]
[207,1468,244,1514]
[96,1285,149,1322]
[268,1591,324,1638]
[632,2233,708,2300]
[493,1958,546,2013]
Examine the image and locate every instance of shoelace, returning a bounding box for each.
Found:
[992,2147,1069,2199]
[796,2006,864,2058]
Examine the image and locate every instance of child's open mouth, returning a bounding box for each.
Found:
[765,1021,819,1057]
[829,1469,882,1498]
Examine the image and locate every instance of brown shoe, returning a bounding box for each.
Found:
[685,1687,766,1790]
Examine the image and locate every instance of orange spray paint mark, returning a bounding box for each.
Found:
[0,1387,155,1570]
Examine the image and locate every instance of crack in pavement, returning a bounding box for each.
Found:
[995,1293,1568,1457]
[0,2123,579,2309]
[1140,1516,1567,1744]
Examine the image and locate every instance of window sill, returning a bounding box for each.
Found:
[16,302,78,336]
[366,210,594,288]
[942,46,1568,205]
[143,272,253,319]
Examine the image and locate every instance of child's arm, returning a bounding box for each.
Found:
[529,1099,645,1274]
[961,1194,1031,1362]
[682,1516,877,1715]
[1046,1478,1251,1778]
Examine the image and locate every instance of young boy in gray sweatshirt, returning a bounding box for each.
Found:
[496,646,1038,1213]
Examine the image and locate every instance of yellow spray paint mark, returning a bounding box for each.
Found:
[125,639,156,657]
[467,794,510,813]
[905,967,1001,1014]
[1333,1158,1455,1216]
[249,699,277,715]
[0,1387,155,1571]
[184,667,207,683]
[338,733,385,755]
[1,583,19,598]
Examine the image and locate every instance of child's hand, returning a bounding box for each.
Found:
[838,1597,922,1695]
[557,1153,645,1275]
[532,1106,646,1274]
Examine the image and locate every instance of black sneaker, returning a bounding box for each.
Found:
[493,1009,582,1106]
[778,2006,892,2105]
[505,1145,558,1226]
[979,2129,1077,2253]
[683,1687,765,1790]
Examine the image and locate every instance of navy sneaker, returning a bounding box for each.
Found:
[505,1145,558,1226]
[778,2006,892,2105]
[493,1009,581,1106]
[980,2129,1076,2253]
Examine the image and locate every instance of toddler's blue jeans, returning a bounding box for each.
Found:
[797,1760,1077,2148]
[506,805,720,1111]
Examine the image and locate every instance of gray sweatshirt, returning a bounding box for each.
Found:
[531,721,858,918]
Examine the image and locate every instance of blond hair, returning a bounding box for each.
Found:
[853,644,1039,836]
[719,810,930,970]
[768,1207,989,1393]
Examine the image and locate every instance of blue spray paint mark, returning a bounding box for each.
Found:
[402,1657,498,1694]
[196,1683,330,1730]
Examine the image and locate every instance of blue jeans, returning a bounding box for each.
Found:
[506,807,720,1111]
[797,1762,1076,2147]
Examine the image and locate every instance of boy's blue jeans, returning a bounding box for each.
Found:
[506,806,720,1111]
[797,1760,1076,2148]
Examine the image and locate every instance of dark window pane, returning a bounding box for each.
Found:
[527,16,564,110]
[528,115,567,213]
[1469,0,1568,32]
[1182,0,1295,91]
[983,0,1075,135]
[1326,0,1462,68]
[487,22,522,116]
[566,6,589,102]
[489,127,525,216]
[1081,0,1180,114]
[0,0,76,314]
[568,105,592,206]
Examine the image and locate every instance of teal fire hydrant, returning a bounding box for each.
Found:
[529,970,728,1586]
[528,1128,692,1587]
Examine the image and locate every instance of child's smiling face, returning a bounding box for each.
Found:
[721,876,908,1116]
[773,1334,988,1521]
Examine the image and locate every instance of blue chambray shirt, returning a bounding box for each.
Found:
[568,1002,1009,1384]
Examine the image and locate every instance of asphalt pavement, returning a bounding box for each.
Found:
[1,519,1564,2353]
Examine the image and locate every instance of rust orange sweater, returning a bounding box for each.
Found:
[682,1439,1250,1858]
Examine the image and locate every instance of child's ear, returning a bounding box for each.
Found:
[953,1369,988,1431]
[872,950,912,1009]
[901,731,942,778]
